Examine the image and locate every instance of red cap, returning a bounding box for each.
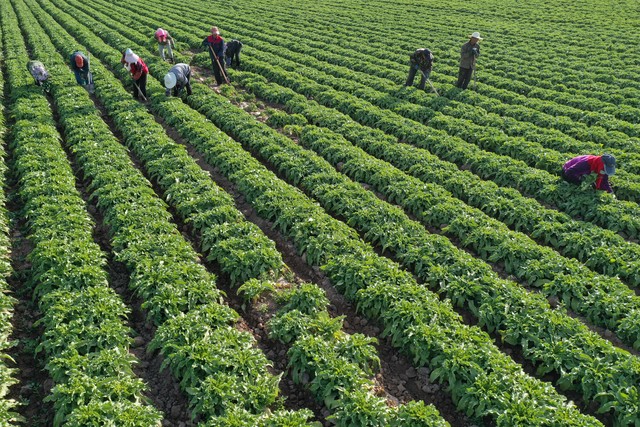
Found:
[75,55,84,67]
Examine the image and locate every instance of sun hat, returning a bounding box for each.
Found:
[164,72,177,89]
[469,31,483,40]
[211,26,220,35]
[601,154,616,175]
[124,51,139,64]
[75,54,84,67]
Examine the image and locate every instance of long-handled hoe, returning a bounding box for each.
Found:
[133,81,147,102]
[421,70,440,96]
[208,45,230,84]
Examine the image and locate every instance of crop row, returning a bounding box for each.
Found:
[35,0,640,422]
[1,1,163,424]
[182,86,639,425]
[295,0,640,126]
[122,0,640,176]
[110,1,640,240]
[267,280,449,427]
[183,25,640,201]
[210,16,640,173]
[23,2,442,422]
[177,1,640,163]
[40,2,613,424]
[237,73,640,289]
[285,0,640,106]
[0,11,20,426]
[240,69,640,340]
[237,56,640,234]
[49,0,640,423]
[185,0,640,139]
[13,0,323,424]
[81,0,640,294]
[21,0,453,424]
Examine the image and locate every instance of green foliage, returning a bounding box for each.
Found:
[237,278,276,303]
[266,111,307,128]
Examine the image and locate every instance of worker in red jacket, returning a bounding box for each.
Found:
[121,48,149,100]
[561,154,616,193]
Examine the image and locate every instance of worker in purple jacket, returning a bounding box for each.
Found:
[561,154,616,193]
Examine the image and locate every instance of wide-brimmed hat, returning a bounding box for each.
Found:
[469,31,483,40]
[211,26,220,35]
[124,50,139,64]
[164,72,177,89]
[602,153,616,175]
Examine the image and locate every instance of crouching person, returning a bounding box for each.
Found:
[164,63,192,97]
[225,39,243,68]
[27,60,49,86]
[405,48,434,90]
[70,51,89,85]
[562,154,616,194]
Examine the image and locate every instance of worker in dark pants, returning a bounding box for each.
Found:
[164,63,193,97]
[562,154,616,194]
[121,49,148,100]
[225,39,243,68]
[202,26,227,85]
[70,51,89,85]
[456,31,482,89]
[405,48,434,90]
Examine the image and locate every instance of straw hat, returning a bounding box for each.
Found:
[469,31,483,40]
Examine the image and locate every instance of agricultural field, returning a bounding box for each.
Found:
[0,0,639,425]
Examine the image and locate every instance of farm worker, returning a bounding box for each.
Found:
[456,31,482,89]
[225,39,243,68]
[201,26,227,85]
[405,48,434,90]
[26,60,49,86]
[155,28,175,62]
[164,63,193,97]
[70,51,89,85]
[561,154,616,193]
[121,49,149,100]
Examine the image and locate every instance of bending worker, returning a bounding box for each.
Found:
[561,154,616,193]
[70,50,89,85]
[225,39,243,68]
[164,63,193,97]
[155,28,175,62]
[405,48,434,90]
[27,60,49,86]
